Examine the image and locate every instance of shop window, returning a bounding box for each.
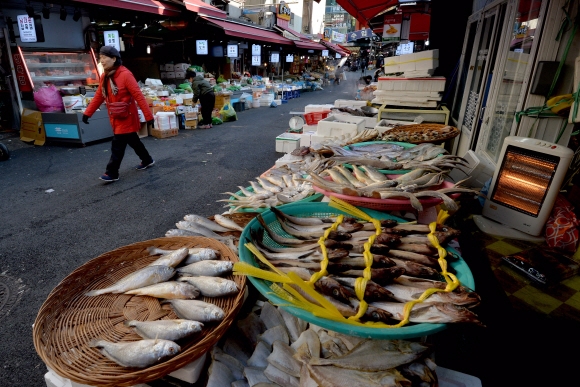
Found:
[290,13,294,26]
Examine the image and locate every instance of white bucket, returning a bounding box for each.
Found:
[63,96,83,114]
[252,99,260,108]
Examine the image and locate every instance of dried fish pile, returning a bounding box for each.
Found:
[246,207,483,327]
[380,125,460,144]
[84,241,240,368]
[207,301,440,387]
[218,167,318,214]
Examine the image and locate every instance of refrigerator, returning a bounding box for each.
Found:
[18,47,114,145]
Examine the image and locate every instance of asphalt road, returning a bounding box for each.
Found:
[0,75,360,386]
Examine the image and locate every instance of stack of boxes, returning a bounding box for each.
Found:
[383,49,439,77]
[372,76,446,108]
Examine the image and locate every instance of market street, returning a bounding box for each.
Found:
[0,75,359,386]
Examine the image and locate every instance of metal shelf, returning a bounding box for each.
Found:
[31,75,91,82]
[26,62,86,68]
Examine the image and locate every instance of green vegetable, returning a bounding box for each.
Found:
[212,117,223,125]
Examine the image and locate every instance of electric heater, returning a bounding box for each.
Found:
[481,136,574,236]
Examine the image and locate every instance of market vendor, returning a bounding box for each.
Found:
[186,69,215,129]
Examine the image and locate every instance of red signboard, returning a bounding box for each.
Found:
[409,13,431,41]
[12,50,32,92]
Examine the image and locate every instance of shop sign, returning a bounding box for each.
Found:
[277,1,291,21]
[347,28,373,42]
[331,30,346,43]
[271,53,280,63]
[322,49,329,57]
[383,14,402,42]
[227,44,238,58]
[196,40,208,55]
[17,15,37,43]
[252,55,261,66]
[103,30,121,52]
[397,42,414,55]
[286,54,294,62]
[335,53,341,58]
[252,44,261,56]
[12,51,32,92]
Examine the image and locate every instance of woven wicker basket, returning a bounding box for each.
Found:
[33,237,246,387]
[381,123,460,144]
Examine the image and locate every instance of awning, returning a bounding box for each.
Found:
[336,0,399,27]
[294,39,326,51]
[320,40,349,56]
[184,0,227,19]
[72,0,181,17]
[202,17,294,46]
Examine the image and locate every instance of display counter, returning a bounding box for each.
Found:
[41,108,113,145]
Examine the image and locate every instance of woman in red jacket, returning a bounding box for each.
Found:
[83,46,155,183]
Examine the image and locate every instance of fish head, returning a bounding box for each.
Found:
[373,255,395,268]
[212,308,226,320]
[362,306,393,322]
[315,278,353,303]
[226,282,239,293]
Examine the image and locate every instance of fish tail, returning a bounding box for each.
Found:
[88,339,103,348]
[147,246,160,256]
[123,320,136,327]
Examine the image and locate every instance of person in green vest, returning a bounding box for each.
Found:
[186,69,215,129]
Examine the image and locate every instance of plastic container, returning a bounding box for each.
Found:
[238,202,475,339]
[154,112,177,130]
[252,99,260,108]
[62,96,83,113]
[304,111,330,126]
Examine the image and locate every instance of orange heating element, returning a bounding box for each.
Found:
[492,152,557,216]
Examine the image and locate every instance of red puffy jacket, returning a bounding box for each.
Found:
[84,66,153,135]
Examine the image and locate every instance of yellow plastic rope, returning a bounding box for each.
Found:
[308,215,344,285]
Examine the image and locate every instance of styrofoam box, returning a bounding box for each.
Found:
[378,76,446,92]
[310,134,330,146]
[174,71,185,79]
[276,133,301,153]
[300,130,317,147]
[334,99,368,108]
[164,63,174,71]
[375,119,413,133]
[317,115,365,138]
[154,112,177,129]
[165,72,176,79]
[160,72,167,79]
[383,56,400,73]
[174,63,190,72]
[168,352,207,384]
[398,49,439,72]
[305,104,334,113]
[506,51,530,73]
[436,366,482,387]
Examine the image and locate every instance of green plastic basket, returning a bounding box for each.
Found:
[343,141,416,174]
[238,202,475,339]
[228,187,323,213]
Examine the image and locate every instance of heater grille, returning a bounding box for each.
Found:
[490,146,559,217]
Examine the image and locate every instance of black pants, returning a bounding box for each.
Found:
[105,132,152,178]
[200,92,215,125]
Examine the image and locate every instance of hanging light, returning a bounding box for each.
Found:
[73,8,81,22]
[42,3,50,19]
[60,5,67,21]
[147,45,151,54]
[425,39,430,46]
[26,2,35,18]
[89,16,96,24]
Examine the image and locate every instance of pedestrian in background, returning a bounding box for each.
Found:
[83,46,155,183]
[361,58,367,76]
[333,65,343,85]
[186,69,215,129]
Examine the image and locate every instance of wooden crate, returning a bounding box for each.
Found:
[151,128,178,138]
[138,122,148,138]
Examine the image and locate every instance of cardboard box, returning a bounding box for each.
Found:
[183,98,193,106]
[184,112,198,120]
[151,128,178,138]
[215,94,231,109]
[151,106,164,115]
[184,119,198,129]
[138,122,148,138]
[275,133,301,153]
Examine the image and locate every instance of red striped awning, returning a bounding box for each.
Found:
[336,0,399,27]
[320,40,349,56]
[202,17,294,46]
[184,0,227,19]
[72,0,181,17]
[294,39,326,51]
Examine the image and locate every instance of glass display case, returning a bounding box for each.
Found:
[20,50,100,89]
